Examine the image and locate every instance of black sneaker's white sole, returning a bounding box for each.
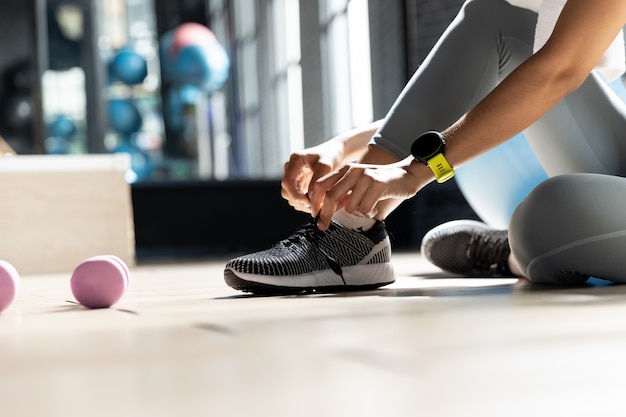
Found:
[224,263,395,295]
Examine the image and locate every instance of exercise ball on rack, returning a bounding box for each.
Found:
[46,115,76,154]
[112,137,153,183]
[163,83,203,134]
[109,48,148,85]
[108,99,143,136]
[49,114,76,138]
[160,22,230,92]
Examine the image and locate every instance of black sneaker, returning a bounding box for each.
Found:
[224,219,395,294]
[420,220,514,276]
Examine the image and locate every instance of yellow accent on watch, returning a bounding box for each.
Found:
[411,131,455,183]
[426,153,455,183]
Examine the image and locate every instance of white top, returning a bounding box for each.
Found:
[505,0,625,81]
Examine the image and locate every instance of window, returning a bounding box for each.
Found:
[227,0,303,178]
[223,0,373,179]
[320,0,373,136]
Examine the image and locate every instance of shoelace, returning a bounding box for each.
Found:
[467,231,511,275]
[281,219,346,283]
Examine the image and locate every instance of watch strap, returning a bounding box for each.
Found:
[426,153,455,183]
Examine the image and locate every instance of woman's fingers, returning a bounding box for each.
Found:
[313,164,384,231]
[325,181,378,230]
[309,165,351,219]
[282,152,338,214]
[311,162,413,230]
[342,169,381,217]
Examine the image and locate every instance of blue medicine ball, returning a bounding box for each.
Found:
[109,49,148,85]
[108,99,142,136]
[49,115,76,138]
[112,138,153,182]
[159,23,230,92]
[173,44,229,92]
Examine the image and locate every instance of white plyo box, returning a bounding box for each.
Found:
[0,154,135,275]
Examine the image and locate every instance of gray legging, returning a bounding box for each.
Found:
[371,0,626,284]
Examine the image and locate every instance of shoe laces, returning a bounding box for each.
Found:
[281,219,345,280]
[282,219,320,245]
[466,230,511,275]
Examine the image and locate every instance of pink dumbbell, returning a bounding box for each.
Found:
[0,260,20,313]
[70,255,130,309]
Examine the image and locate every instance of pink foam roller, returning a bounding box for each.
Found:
[71,256,129,309]
[0,260,20,313]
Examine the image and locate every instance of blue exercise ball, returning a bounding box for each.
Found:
[109,49,148,85]
[108,99,143,136]
[160,23,230,92]
[112,138,153,182]
[455,133,548,229]
[163,84,203,133]
[174,44,229,91]
[49,115,76,138]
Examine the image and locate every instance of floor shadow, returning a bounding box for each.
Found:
[315,283,520,299]
[215,282,520,300]
[215,275,626,300]
[414,271,516,279]
[43,301,139,315]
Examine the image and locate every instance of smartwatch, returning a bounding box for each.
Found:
[410,131,455,183]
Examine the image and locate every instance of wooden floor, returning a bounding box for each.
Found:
[2,252,626,417]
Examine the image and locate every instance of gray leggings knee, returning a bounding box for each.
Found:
[509,173,626,285]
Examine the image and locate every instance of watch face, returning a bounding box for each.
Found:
[411,131,443,160]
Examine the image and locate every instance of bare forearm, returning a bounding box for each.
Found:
[443,52,583,168]
[403,52,585,192]
[446,0,626,167]
[329,119,383,164]
[409,0,626,187]
[311,0,626,229]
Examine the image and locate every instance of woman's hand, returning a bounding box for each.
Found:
[281,141,345,213]
[281,120,383,214]
[309,157,421,231]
